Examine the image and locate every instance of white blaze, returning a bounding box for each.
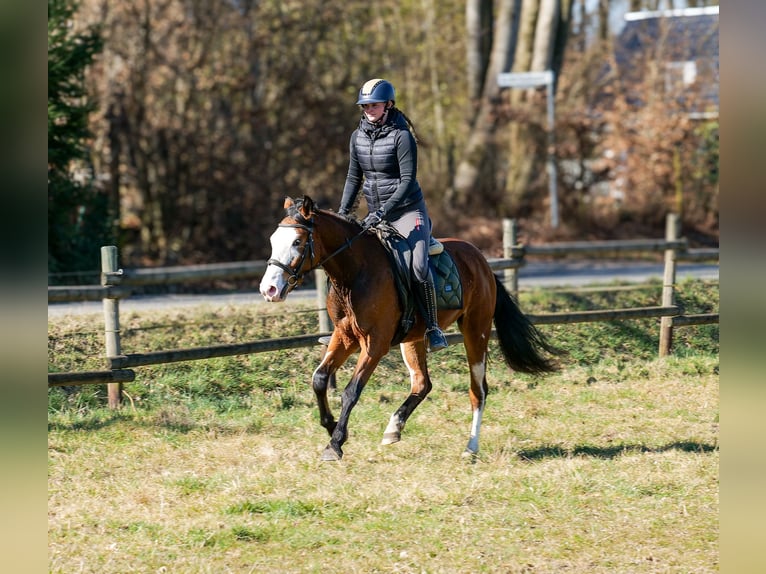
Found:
[259,226,301,302]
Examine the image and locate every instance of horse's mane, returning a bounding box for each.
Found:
[287,197,363,233]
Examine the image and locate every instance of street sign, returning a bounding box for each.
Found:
[497,71,554,89]
[497,70,559,228]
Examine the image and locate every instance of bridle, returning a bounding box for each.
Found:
[267,212,367,292]
[266,221,316,289]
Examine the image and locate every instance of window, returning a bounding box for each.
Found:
[665,60,697,94]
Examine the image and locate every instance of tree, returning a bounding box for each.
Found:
[465,0,494,103]
[446,0,519,211]
[63,0,717,267]
[48,0,108,275]
[449,0,572,218]
[504,0,572,218]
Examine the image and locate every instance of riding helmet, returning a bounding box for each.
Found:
[356,78,395,105]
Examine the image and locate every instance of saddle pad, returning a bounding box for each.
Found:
[430,250,463,309]
[374,226,464,346]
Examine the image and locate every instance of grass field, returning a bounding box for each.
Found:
[48,279,719,573]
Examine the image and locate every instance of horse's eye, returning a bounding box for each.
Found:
[293,239,302,247]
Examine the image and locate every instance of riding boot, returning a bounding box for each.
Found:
[415,278,448,352]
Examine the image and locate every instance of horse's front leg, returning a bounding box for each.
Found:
[382,341,433,445]
[312,363,337,437]
[312,335,357,438]
[322,350,383,461]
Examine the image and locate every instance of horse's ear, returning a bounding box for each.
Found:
[283,197,295,210]
[300,195,314,218]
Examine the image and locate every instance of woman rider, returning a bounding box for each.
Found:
[338,78,448,352]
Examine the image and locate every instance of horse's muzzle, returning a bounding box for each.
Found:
[259,279,291,302]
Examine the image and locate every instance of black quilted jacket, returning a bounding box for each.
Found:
[339,109,424,219]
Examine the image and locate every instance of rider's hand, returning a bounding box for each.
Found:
[362,209,384,229]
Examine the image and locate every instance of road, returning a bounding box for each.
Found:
[47,260,718,317]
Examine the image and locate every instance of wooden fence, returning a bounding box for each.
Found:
[48,214,719,407]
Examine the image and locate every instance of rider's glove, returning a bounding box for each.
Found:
[362,209,385,229]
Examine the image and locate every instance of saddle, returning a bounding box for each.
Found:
[373,223,463,346]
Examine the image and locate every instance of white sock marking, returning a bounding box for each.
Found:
[384,414,401,436]
[466,358,486,454]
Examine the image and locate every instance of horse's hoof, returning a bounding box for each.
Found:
[381,432,401,445]
[462,449,479,463]
[321,445,343,461]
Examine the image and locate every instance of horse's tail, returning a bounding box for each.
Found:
[493,275,560,374]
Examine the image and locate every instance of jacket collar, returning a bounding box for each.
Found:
[359,108,404,135]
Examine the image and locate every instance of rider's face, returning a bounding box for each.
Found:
[360,102,387,123]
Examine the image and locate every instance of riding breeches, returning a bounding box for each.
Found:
[387,200,431,283]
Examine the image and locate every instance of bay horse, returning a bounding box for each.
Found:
[259,195,558,461]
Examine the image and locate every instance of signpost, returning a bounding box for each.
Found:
[497,70,559,228]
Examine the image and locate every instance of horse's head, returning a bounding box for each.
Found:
[259,196,318,302]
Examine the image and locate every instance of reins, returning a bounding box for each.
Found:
[316,232,365,268]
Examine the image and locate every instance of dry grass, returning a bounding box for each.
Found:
[48,282,718,572]
[49,365,717,573]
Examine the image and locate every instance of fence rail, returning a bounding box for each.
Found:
[48,369,136,387]
[49,242,717,302]
[48,214,719,404]
[107,334,326,369]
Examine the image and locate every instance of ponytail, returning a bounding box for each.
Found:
[392,106,427,148]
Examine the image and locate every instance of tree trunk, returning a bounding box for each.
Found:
[503,0,540,213]
[105,100,123,242]
[422,0,448,182]
[599,0,610,42]
[504,0,569,219]
[448,0,520,211]
[465,0,494,106]
[551,0,573,86]
[531,0,559,72]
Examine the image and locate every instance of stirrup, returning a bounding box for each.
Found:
[425,327,448,353]
[428,237,444,256]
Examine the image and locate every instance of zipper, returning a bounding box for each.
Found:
[368,131,381,210]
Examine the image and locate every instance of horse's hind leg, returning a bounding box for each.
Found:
[382,341,433,445]
[460,319,491,458]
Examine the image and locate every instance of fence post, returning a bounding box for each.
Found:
[659,214,680,356]
[315,269,331,333]
[503,218,519,297]
[101,246,123,408]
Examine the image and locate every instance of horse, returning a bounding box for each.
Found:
[259,195,559,461]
